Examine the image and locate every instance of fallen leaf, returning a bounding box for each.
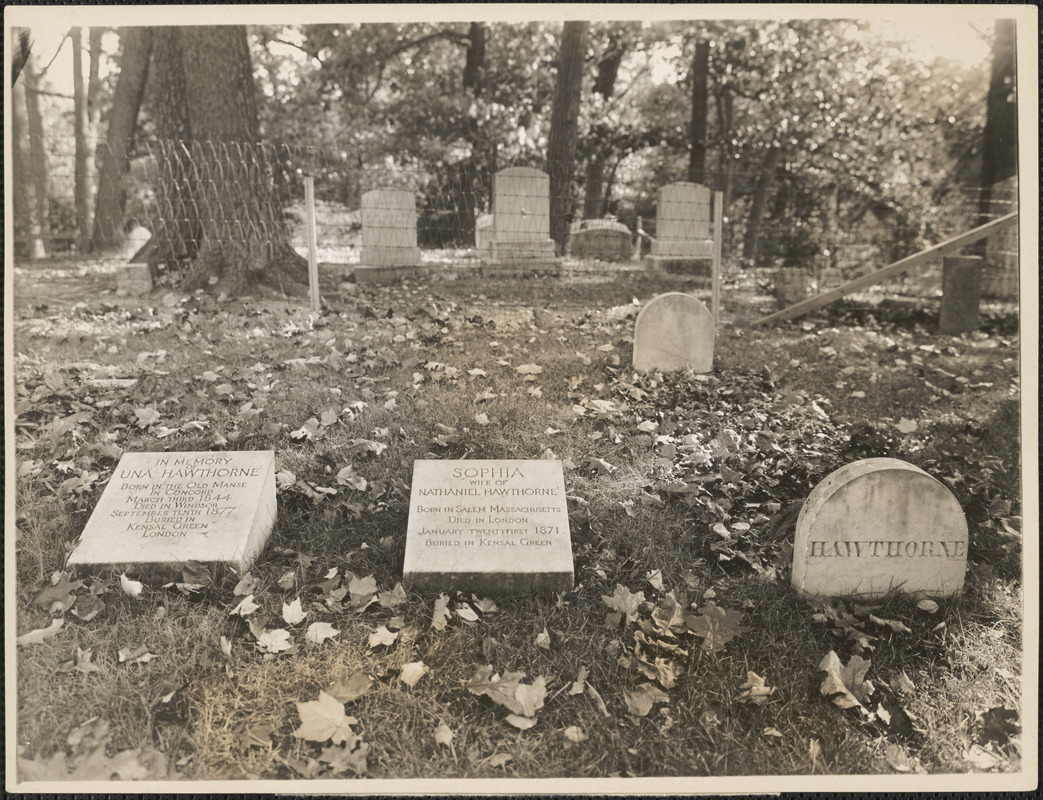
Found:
[134,406,160,428]
[646,569,664,591]
[379,582,408,609]
[57,647,105,676]
[738,671,776,705]
[885,743,922,773]
[256,629,292,654]
[570,666,589,695]
[70,594,105,622]
[243,723,275,748]
[819,650,874,710]
[119,573,144,599]
[563,725,588,743]
[602,584,645,623]
[34,574,84,613]
[624,683,669,717]
[325,670,373,703]
[505,714,537,730]
[319,741,369,775]
[430,594,451,631]
[293,691,359,745]
[896,418,919,434]
[305,622,340,644]
[229,594,260,617]
[456,604,480,623]
[916,599,940,614]
[868,614,913,634]
[117,645,156,665]
[368,625,399,649]
[399,661,429,688]
[686,605,748,652]
[516,364,544,375]
[475,412,491,426]
[282,598,308,625]
[464,666,547,717]
[534,627,552,650]
[434,721,454,747]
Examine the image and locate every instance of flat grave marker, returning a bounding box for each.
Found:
[67,451,277,576]
[403,459,573,595]
[791,458,968,599]
[632,292,715,373]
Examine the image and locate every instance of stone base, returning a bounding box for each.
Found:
[353,265,427,284]
[360,246,420,268]
[117,265,153,296]
[644,255,712,278]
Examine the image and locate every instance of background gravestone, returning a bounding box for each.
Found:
[483,167,556,271]
[648,182,714,265]
[67,451,277,577]
[403,459,572,594]
[568,218,632,261]
[632,292,715,373]
[791,458,968,598]
[357,189,422,283]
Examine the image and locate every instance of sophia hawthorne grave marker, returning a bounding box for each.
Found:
[791,458,968,599]
[403,460,572,594]
[67,451,277,576]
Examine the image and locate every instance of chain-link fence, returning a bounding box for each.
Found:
[10,135,1020,300]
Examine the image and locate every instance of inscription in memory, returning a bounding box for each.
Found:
[67,451,277,574]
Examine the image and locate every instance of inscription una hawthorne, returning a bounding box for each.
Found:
[809,540,966,558]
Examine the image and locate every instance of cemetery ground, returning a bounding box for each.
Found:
[11,264,1024,783]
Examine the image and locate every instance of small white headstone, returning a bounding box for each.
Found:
[791,458,968,599]
[652,182,713,259]
[68,451,277,576]
[403,460,573,594]
[632,292,715,373]
[361,189,420,267]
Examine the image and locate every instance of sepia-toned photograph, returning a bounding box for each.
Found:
[5,4,1036,793]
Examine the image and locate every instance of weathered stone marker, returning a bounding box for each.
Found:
[481,167,557,273]
[791,458,968,598]
[403,459,572,594]
[632,292,715,373]
[67,451,277,576]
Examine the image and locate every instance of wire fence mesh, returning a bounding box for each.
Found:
[10,135,1021,301]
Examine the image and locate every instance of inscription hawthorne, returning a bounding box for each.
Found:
[808,540,967,558]
[403,459,573,594]
[68,451,276,573]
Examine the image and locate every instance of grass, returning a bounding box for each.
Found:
[9,263,1028,787]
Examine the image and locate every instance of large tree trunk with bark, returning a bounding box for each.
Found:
[743,144,783,266]
[10,30,45,259]
[977,18,1018,249]
[73,27,94,252]
[22,48,50,257]
[147,25,306,295]
[687,38,710,185]
[92,27,152,251]
[547,20,589,253]
[582,38,624,219]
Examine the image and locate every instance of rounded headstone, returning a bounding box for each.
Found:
[632,292,714,373]
[791,458,968,599]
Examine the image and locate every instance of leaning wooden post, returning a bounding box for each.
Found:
[304,176,320,313]
[711,190,723,326]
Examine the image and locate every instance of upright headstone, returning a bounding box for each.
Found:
[483,167,556,273]
[632,292,715,373]
[791,458,968,599]
[357,189,422,283]
[403,459,572,594]
[648,182,714,266]
[67,451,277,576]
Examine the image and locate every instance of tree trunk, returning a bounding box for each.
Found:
[582,40,624,219]
[73,28,93,252]
[977,18,1017,251]
[92,27,152,252]
[456,21,486,244]
[149,26,307,295]
[687,38,710,185]
[743,145,783,266]
[547,20,589,253]
[22,49,50,257]
[9,30,44,259]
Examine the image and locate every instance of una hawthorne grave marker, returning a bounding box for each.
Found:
[403,460,572,594]
[791,458,968,598]
[632,292,715,373]
[67,451,276,576]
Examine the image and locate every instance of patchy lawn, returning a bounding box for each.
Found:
[9,263,1026,787]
